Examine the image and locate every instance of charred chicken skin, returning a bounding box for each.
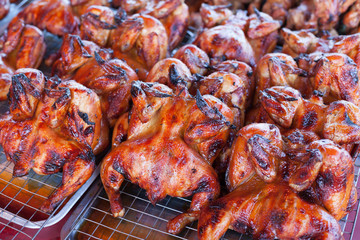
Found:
[255,85,360,145]
[195,9,280,66]
[0,68,108,212]
[112,0,189,50]
[198,123,355,239]
[73,52,138,126]
[11,0,79,36]
[101,81,234,234]
[0,19,46,100]
[109,12,168,80]
[52,34,113,79]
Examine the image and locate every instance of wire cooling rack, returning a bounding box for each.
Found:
[61,151,360,240]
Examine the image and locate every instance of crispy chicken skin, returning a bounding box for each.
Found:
[52,34,113,79]
[73,52,138,126]
[195,9,280,66]
[145,58,193,90]
[286,0,355,30]
[0,68,108,212]
[70,0,110,16]
[109,13,168,80]
[173,44,210,76]
[12,0,79,36]
[198,123,355,239]
[101,81,234,234]
[112,0,189,50]
[79,5,116,47]
[256,86,360,145]
[254,53,309,104]
[0,19,45,100]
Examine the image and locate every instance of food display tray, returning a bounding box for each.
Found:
[60,150,360,240]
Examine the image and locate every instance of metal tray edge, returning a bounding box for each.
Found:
[0,165,100,229]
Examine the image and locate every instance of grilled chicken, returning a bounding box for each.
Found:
[196,9,280,66]
[286,0,355,30]
[0,68,108,212]
[0,19,45,100]
[70,0,110,16]
[12,0,79,36]
[198,123,355,239]
[79,5,116,47]
[52,34,113,79]
[101,80,234,234]
[255,86,360,145]
[73,52,138,126]
[112,0,189,50]
[109,12,168,80]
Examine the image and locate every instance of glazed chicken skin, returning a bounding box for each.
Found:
[52,34,113,79]
[70,0,110,16]
[198,123,355,239]
[11,0,79,36]
[101,80,235,234]
[109,13,168,80]
[255,86,360,145]
[0,19,46,100]
[0,68,108,212]
[73,52,138,126]
[79,5,116,47]
[195,9,280,66]
[112,0,189,50]
[173,44,210,76]
[286,0,355,30]
[254,53,309,104]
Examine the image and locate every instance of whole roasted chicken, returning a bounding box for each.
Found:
[101,80,234,234]
[198,123,356,239]
[0,68,108,212]
[0,19,46,100]
[109,12,169,80]
[112,0,189,50]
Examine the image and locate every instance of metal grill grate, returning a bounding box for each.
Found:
[61,152,360,240]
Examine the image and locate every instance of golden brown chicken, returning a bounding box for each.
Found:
[173,44,210,76]
[0,54,13,101]
[195,9,280,66]
[0,0,10,20]
[1,19,46,70]
[342,0,360,33]
[145,58,193,90]
[254,53,309,104]
[0,68,108,212]
[73,52,138,126]
[256,86,360,145]
[52,34,113,79]
[79,5,116,47]
[12,0,79,36]
[286,0,355,30]
[109,12,168,80]
[0,19,46,101]
[70,0,110,16]
[199,3,233,28]
[198,123,355,239]
[112,0,189,50]
[101,80,235,234]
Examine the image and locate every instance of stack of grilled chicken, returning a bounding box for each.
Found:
[1,0,360,239]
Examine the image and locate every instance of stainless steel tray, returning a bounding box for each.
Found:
[60,150,360,240]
